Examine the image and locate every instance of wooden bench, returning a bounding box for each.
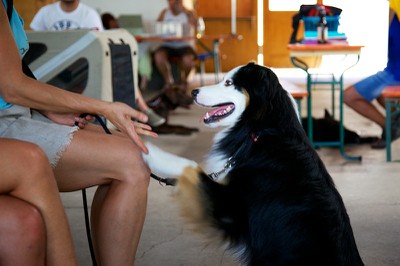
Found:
[381,86,400,161]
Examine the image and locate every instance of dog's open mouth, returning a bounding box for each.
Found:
[202,103,235,124]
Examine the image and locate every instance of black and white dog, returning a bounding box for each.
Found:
[144,63,364,265]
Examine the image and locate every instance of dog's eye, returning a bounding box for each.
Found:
[224,79,233,86]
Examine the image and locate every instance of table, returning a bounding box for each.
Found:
[288,43,363,160]
[134,34,241,84]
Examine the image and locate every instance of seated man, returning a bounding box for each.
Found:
[151,0,197,93]
[343,2,400,149]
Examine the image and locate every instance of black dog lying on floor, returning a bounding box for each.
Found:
[144,63,364,265]
[302,109,378,144]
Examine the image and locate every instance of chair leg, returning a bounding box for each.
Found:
[82,189,97,265]
[199,60,205,86]
[386,100,392,162]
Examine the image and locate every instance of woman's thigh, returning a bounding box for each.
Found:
[54,124,149,192]
[1,106,78,168]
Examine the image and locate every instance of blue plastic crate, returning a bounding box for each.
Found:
[302,16,340,32]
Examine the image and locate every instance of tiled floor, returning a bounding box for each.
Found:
[62,73,400,265]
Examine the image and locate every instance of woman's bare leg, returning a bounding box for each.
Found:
[0,196,45,266]
[54,127,150,265]
[0,139,77,265]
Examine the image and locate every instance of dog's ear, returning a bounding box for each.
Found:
[234,63,277,99]
[233,63,278,117]
[233,63,298,128]
[324,109,334,121]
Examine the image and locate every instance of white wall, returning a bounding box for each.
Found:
[324,0,389,76]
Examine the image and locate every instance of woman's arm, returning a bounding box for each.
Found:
[0,5,156,153]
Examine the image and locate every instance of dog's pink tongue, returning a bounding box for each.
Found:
[202,104,234,122]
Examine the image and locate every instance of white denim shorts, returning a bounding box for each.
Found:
[0,105,78,168]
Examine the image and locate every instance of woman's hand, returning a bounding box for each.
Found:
[103,102,158,154]
[41,111,93,128]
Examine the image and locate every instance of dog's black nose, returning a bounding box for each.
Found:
[191,89,199,99]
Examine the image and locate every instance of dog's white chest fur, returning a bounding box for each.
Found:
[204,129,231,182]
[205,152,230,181]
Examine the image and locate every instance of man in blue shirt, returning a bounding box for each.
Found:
[344,1,400,149]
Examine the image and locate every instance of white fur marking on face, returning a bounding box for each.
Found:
[194,66,247,128]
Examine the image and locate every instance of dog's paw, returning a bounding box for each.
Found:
[142,142,198,179]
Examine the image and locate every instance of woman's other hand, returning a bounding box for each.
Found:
[41,111,93,128]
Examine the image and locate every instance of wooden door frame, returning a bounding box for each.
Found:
[262,0,323,67]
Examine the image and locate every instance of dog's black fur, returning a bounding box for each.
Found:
[184,63,364,265]
[302,109,378,144]
[145,63,364,265]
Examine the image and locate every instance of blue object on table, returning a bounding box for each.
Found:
[304,31,347,40]
[302,16,340,32]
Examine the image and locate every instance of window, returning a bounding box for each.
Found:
[323,0,389,74]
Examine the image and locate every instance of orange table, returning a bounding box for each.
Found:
[288,44,363,160]
[288,44,363,56]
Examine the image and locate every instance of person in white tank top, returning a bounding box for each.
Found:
[153,0,197,92]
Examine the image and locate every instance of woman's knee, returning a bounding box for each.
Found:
[181,54,196,69]
[7,141,46,164]
[21,144,56,186]
[0,197,46,249]
[16,142,48,168]
[344,86,358,106]
[117,146,151,187]
[154,49,168,63]
[16,203,46,246]
[5,142,53,187]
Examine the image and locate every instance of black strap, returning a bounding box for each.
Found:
[21,59,36,79]
[6,0,12,21]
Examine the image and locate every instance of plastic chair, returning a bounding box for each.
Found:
[381,86,400,162]
[197,52,214,86]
